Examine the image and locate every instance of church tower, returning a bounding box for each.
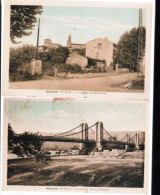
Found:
[67,34,72,48]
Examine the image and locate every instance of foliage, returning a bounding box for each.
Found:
[86,57,106,68]
[10,6,43,43]
[114,27,146,71]
[8,123,43,157]
[8,124,50,163]
[57,63,84,74]
[38,46,69,68]
[9,44,36,73]
[71,48,86,56]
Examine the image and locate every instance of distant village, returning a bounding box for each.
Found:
[38,34,114,70]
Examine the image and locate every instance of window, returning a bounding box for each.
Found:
[98,43,102,49]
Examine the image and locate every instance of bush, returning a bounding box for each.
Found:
[57,63,84,74]
[86,57,106,68]
[9,45,36,74]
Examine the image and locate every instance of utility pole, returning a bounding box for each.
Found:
[137,9,143,76]
[36,18,40,60]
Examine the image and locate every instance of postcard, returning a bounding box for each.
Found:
[2,97,151,194]
[2,0,155,99]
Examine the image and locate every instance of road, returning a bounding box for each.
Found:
[9,72,143,92]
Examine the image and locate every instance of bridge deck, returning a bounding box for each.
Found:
[40,136,144,146]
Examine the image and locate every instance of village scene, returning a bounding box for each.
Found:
[7,100,145,187]
[9,6,146,92]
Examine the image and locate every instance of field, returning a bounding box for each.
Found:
[7,156,144,187]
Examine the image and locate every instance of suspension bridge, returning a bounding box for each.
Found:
[40,122,145,152]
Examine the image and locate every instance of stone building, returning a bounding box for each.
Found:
[67,34,85,50]
[85,37,113,67]
[66,53,88,68]
[38,39,61,52]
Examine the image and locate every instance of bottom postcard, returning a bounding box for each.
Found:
[2,98,151,194]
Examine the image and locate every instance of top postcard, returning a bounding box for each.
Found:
[2,0,155,99]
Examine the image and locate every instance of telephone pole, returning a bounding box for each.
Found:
[36,18,40,60]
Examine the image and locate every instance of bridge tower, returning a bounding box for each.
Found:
[125,134,130,151]
[80,123,88,150]
[95,122,103,151]
[135,133,140,150]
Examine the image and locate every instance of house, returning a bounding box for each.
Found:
[67,34,85,50]
[85,37,113,67]
[66,53,88,68]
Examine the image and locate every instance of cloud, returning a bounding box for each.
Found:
[41,15,72,23]
[60,23,88,30]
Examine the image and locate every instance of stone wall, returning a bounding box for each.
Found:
[66,54,88,68]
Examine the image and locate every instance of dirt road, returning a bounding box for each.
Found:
[8,155,144,187]
[9,72,143,92]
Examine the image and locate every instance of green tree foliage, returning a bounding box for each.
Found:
[114,27,146,71]
[9,45,36,73]
[10,6,43,43]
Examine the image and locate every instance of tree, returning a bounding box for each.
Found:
[8,124,50,163]
[50,46,70,65]
[10,6,43,43]
[9,44,36,73]
[38,46,70,71]
[114,27,146,71]
[71,48,86,56]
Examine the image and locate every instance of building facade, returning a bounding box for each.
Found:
[67,34,85,50]
[66,53,88,68]
[85,37,113,67]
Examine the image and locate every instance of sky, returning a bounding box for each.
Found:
[8,100,146,135]
[11,6,146,47]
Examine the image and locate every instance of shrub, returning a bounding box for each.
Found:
[56,63,84,74]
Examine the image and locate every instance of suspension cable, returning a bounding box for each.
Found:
[119,134,127,142]
[54,123,83,136]
[103,128,129,144]
[89,128,95,134]
[103,128,116,140]
[129,134,136,143]
[63,122,98,137]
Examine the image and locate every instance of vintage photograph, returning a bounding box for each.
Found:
[3,1,153,96]
[2,98,149,192]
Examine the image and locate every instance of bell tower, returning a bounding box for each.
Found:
[67,34,72,48]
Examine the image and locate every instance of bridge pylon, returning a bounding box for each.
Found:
[125,134,130,151]
[135,133,140,150]
[95,122,103,151]
[79,123,88,150]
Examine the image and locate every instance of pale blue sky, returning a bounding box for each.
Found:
[11,6,146,47]
[8,100,146,134]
